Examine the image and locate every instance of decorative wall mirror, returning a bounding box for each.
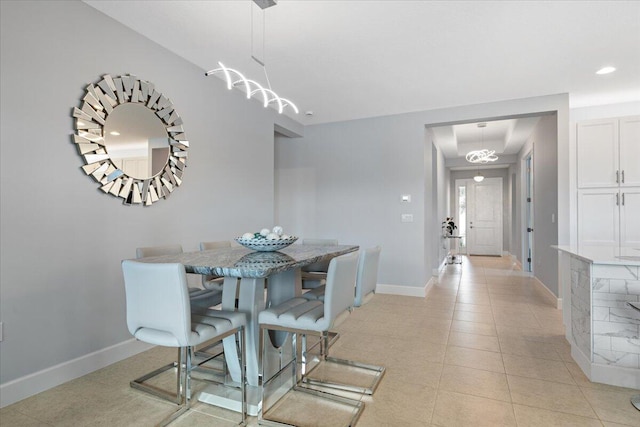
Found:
[72,74,188,205]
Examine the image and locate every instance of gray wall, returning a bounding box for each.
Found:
[0,0,301,389]
[275,113,429,287]
[512,115,559,294]
[275,96,569,293]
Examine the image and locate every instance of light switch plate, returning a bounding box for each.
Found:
[401,194,411,203]
[401,214,414,222]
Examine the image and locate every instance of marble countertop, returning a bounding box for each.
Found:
[133,244,359,278]
[553,245,640,266]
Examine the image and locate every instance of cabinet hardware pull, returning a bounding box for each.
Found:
[622,170,625,183]
[616,170,619,184]
[616,193,619,206]
[622,193,625,206]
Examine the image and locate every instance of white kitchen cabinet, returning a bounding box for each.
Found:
[577,115,640,189]
[578,187,640,247]
[619,116,640,187]
[578,189,619,246]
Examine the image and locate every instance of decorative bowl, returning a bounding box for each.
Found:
[234,251,295,267]
[235,236,298,252]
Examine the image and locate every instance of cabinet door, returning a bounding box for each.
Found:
[620,188,640,247]
[619,116,640,187]
[578,189,619,246]
[577,119,619,188]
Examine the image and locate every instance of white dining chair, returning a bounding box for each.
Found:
[122,260,246,426]
[302,246,381,307]
[354,246,381,307]
[300,238,338,290]
[258,253,384,426]
[136,244,223,309]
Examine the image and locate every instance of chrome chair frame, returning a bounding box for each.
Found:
[259,324,364,427]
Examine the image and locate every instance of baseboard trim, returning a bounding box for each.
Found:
[532,276,562,309]
[571,345,640,389]
[590,361,640,389]
[376,278,434,298]
[0,338,153,408]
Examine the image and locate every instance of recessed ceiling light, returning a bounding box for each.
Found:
[596,66,616,75]
[109,131,120,136]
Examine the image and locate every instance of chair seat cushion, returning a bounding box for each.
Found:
[258,297,329,331]
[135,310,245,347]
[195,309,247,329]
[302,286,325,301]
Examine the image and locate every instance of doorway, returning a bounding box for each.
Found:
[524,150,534,272]
[456,177,503,256]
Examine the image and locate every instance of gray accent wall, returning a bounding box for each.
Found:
[0,0,301,389]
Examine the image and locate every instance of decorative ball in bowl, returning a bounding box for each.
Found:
[235,226,297,252]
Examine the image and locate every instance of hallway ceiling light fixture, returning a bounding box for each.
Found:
[466,149,499,163]
[204,0,298,115]
[473,171,485,182]
[596,66,616,75]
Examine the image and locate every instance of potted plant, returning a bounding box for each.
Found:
[442,217,457,236]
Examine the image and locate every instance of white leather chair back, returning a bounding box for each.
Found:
[199,241,231,251]
[136,244,183,258]
[122,260,191,347]
[354,246,381,306]
[324,252,358,324]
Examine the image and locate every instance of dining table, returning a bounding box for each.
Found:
[134,242,358,415]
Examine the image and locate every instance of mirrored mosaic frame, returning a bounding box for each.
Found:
[72,74,188,206]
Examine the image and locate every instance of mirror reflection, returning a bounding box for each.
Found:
[103,103,170,179]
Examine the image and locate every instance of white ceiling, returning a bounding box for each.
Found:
[83,0,640,156]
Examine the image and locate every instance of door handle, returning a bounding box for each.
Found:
[616,170,620,184]
[622,193,625,206]
[527,227,534,232]
[616,193,620,206]
[622,170,625,184]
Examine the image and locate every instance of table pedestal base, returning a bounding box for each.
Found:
[198,383,261,416]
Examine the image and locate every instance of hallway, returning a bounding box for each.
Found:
[1,256,639,426]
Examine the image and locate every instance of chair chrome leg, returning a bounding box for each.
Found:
[301,333,386,396]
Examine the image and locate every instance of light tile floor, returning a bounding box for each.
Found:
[2,256,639,426]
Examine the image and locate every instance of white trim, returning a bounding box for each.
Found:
[571,343,592,379]
[571,345,640,389]
[590,362,640,389]
[533,276,562,309]
[0,338,153,408]
[376,277,435,298]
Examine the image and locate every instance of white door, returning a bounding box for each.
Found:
[621,188,640,247]
[577,189,619,246]
[467,177,503,256]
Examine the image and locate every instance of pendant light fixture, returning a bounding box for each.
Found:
[205,0,298,115]
[466,123,497,182]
